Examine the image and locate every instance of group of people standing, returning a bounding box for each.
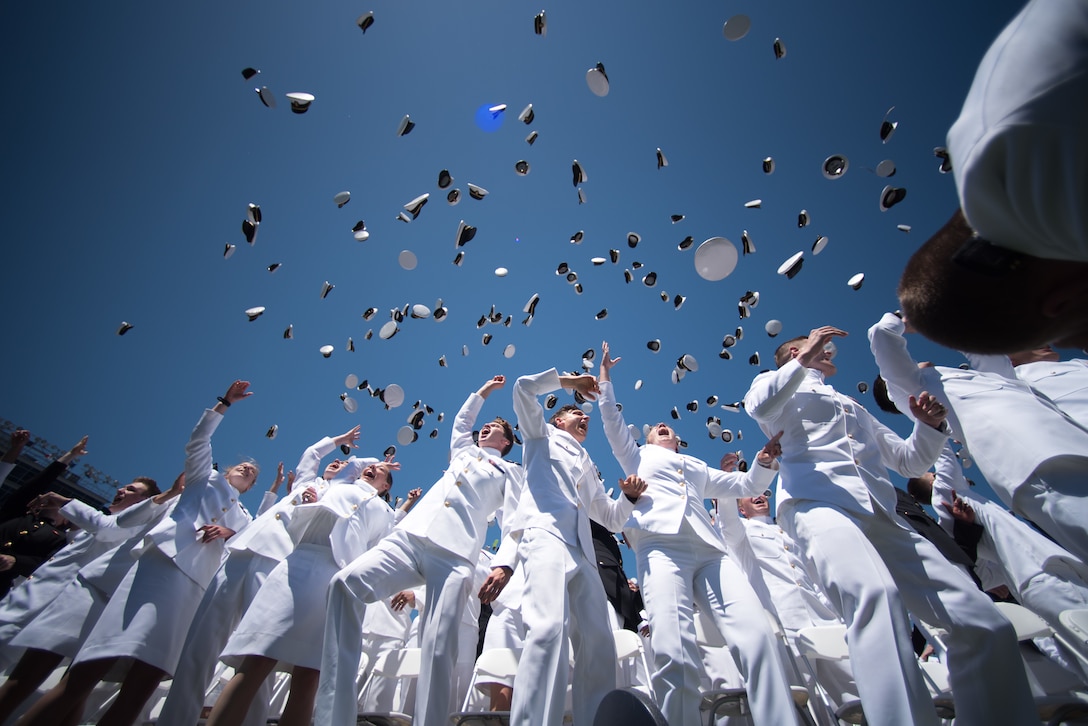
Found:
[0,326,1085,726]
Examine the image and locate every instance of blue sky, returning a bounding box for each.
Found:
[1,1,1032,566]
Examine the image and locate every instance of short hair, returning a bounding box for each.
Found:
[898,209,1046,353]
[906,475,933,505]
[550,404,581,427]
[132,476,160,497]
[774,337,807,368]
[493,417,515,457]
[871,376,901,415]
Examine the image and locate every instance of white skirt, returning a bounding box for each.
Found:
[9,576,106,659]
[73,547,204,677]
[220,543,338,671]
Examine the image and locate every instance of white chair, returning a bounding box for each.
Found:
[792,624,858,726]
[450,647,519,723]
[1055,609,1088,677]
[993,601,1088,725]
[613,629,654,700]
[357,648,421,726]
[695,611,817,726]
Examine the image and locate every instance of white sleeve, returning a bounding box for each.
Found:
[744,360,808,424]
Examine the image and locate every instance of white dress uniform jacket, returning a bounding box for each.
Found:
[503,370,634,557]
[746,358,947,517]
[157,441,370,726]
[869,313,1088,562]
[130,409,252,586]
[597,380,794,726]
[0,497,161,651]
[316,389,523,726]
[504,369,635,726]
[967,353,1088,429]
[745,356,1037,726]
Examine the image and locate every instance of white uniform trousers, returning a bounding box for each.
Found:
[157,551,277,726]
[509,528,617,726]
[783,500,1037,726]
[1012,456,1088,565]
[635,530,796,726]
[316,529,473,726]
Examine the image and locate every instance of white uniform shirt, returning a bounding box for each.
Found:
[397,391,523,563]
[287,480,393,568]
[228,440,373,562]
[868,313,1088,508]
[744,358,946,518]
[597,380,775,550]
[967,354,1088,429]
[128,409,252,587]
[502,369,635,565]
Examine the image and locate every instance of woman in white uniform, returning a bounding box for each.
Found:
[18,380,259,726]
[205,458,397,726]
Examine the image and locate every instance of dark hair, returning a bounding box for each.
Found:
[774,337,807,368]
[871,376,901,415]
[550,404,581,427]
[899,209,1045,353]
[132,476,161,497]
[906,475,933,505]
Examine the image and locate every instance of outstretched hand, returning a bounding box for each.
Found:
[222,380,253,405]
[941,494,975,524]
[599,341,621,382]
[479,375,506,399]
[909,391,948,430]
[756,431,784,467]
[719,452,739,473]
[333,425,361,450]
[562,374,599,401]
[795,326,847,368]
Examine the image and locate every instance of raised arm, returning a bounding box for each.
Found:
[705,432,781,499]
[452,376,506,454]
[0,434,88,521]
[867,313,928,411]
[596,343,641,476]
[184,380,251,506]
[858,399,947,478]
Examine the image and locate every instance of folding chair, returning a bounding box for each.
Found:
[695,610,817,726]
[357,648,421,726]
[793,624,864,725]
[449,648,519,726]
[613,629,654,700]
[993,602,1088,726]
[1054,609,1088,679]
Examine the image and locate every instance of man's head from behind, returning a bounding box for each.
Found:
[898,209,1088,353]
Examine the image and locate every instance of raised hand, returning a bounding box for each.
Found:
[756,431,784,467]
[796,326,848,368]
[333,425,361,451]
[719,452,739,473]
[599,341,621,382]
[222,380,253,405]
[909,391,948,430]
[479,375,506,399]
